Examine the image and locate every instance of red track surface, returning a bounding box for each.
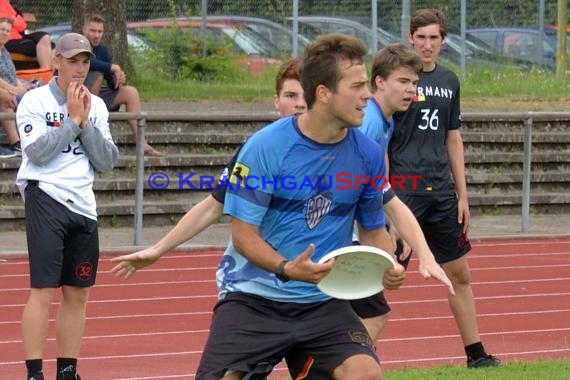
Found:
[2,237,570,379]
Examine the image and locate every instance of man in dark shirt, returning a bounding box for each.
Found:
[81,13,161,156]
[390,9,500,369]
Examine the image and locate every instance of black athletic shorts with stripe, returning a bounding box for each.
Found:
[196,292,378,379]
[24,181,99,288]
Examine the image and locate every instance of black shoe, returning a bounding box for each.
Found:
[467,354,500,368]
[11,141,21,156]
[57,373,81,380]
[0,145,17,158]
[57,366,81,380]
[27,374,44,380]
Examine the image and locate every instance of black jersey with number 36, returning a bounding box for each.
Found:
[390,64,461,195]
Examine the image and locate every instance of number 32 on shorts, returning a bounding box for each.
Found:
[418,109,439,131]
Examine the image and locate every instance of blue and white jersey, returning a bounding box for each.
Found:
[358,97,394,152]
[218,116,387,303]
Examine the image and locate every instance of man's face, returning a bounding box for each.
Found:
[53,52,91,90]
[409,23,444,67]
[273,79,307,117]
[376,66,419,115]
[328,60,371,128]
[0,21,12,46]
[82,21,104,46]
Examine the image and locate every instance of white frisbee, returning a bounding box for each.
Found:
[317,245,396,300]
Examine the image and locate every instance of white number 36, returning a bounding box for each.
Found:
[418,109,439,130]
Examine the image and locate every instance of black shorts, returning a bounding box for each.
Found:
[349,291,391,319]
[6,31,51,57]
[348,241,391,319]
[24,182,99,288]
[196,292,378,379]
[396,193,471,264]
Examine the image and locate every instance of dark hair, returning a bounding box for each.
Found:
[409,9,447,39]
[300,33,367,109]
[370,43,422,90]
[84,13,105,26]
[275,57,300,95]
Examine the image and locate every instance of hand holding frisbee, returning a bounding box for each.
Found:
[317,245,399,300]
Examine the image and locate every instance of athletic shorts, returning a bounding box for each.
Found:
[350,291,391,319]
[24,181,99,288]
[5,32,51,57]
[396,193,471,264]
[85,72,120,111]
[348,240,391,319]
[196,292,378,379]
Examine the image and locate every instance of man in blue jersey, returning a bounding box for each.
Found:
[195,34,405,380]
[389,9,500,368]
[352,42,424,341]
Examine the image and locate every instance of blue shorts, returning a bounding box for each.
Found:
[196,292,378,379]
[24,181,99,288]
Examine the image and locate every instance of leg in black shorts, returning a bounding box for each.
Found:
[196,293,378,379]
[6,31,52,57]
[25,183,99,288]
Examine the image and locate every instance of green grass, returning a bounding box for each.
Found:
[272,358,570,380]
[131,55,570,104]
[385,358,570,379]
[134,71,275,102]
[460,65,570,100]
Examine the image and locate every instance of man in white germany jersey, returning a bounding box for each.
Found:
[16,33,118,380]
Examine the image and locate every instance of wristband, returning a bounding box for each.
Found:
[275,259,290,283]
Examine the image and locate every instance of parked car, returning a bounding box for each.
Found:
[545,25,570,55]
[41,19,281,75]
[287,16,400,54]
[467,27,556,69]
[190,15,311,56]
[39,22,149,50]
[127,18,282,75]
[443,32,522,68]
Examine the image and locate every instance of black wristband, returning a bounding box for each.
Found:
[275,259,290,282]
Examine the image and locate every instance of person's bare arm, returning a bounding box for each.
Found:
[357,225,405,291]
[384,196,454,295]
[446,129,470,233]
[112,195,224,279]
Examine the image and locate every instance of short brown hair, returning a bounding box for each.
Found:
[409,9,447,39]
[84,13,105,26]
[300,33,367,109]
[275,57,300,96]
[370,43,422,91]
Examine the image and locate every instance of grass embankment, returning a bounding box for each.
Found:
[133,59,570,111]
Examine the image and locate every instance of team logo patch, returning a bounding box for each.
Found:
[412,94,426,102]
[76,262,93,281]
[46,121,62,127]
[459,233,471,249]
[348,330,374,348]
[305,193,332,230]
[229,162,250,185]
[218,167,229,182]
[24,124,33,133]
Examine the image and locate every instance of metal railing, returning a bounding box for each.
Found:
[4,111,570,244]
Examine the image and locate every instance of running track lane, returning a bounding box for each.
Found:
[1,237,570,379]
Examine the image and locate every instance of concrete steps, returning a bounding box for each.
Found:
[1,112,569,230]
